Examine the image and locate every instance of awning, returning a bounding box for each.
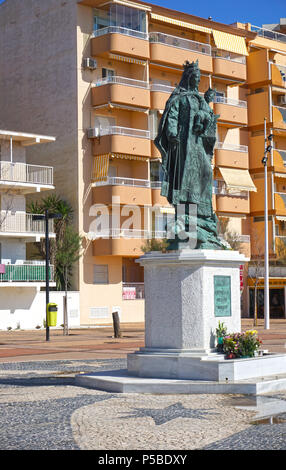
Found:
[219,167,257,192]
[212,30,248,56]
[276,216,286,221]
[150,13,212,34]
[109,54,146,65]
[92,155,110,181]
[110,153,148,161]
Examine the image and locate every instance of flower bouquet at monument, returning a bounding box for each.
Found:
[216,321,228,353]
[223,330,262,359]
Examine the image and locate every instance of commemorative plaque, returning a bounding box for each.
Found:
[214,275,232,317]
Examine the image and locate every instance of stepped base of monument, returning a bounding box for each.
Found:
[75,353,286,395]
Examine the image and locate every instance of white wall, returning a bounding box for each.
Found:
[0,288,80,330]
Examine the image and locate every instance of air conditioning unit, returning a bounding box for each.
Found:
[83,58,97,70]
[87,128,100,138]
[278,95,286,105]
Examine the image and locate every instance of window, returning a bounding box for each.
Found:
[150,160,163,182]
[93,265,109,284]
[102,68,115,79]
[94,5,147,33]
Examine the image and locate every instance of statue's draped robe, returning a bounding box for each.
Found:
[154,86,222,249]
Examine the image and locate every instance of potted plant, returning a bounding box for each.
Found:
[223,333,240,359]
[216,321,227,353]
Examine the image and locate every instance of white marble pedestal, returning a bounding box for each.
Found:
[127,249,245,379]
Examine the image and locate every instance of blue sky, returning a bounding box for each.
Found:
[0,0,284,28]
[147,0,285,28]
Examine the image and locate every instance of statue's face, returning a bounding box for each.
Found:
[188,69,200,88]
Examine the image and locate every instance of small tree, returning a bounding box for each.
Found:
[55,225,83,335]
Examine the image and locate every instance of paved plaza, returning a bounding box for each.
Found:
[0,320,286,451]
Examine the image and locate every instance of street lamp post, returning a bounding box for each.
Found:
[32,211,61,341]
[262,118,273,330]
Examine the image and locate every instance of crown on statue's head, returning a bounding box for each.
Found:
[183,59,200,74]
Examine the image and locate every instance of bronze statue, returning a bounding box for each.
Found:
[154,60,224,249]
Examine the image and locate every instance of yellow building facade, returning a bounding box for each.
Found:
[0,0,285,324]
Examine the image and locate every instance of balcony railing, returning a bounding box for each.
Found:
[250,25,286,44]
[212,49,246,64]
[92,176,150,187]
[149,31,211,56]
[94,76,149,89]
[0,263,54,283]
[88,126,151,139]
[213,185,248,197]
[0,162,53,185]
[122,282,145,300]
[150,83,175,93]
[215,142,248,153]
[214,96,247,108]
[92,26,149,41]
[150,181,162,189]
[0,212,54,234]
[91,228,168,239]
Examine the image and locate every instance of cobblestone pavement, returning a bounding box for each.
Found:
[1,359,286,451]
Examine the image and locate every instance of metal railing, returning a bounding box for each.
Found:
[215,142,248,153]
[150,181,162,188]
[212,49,246,64]
[149,31,211,55]
[0,162,53,185]
[92,176,150,187]
[150,83,175,93]
[214,96,247,108]
[213,184,248,197]
[91,228,168,239]
[0,212,54,234]
[0,263,54,282]
[250,25,286,44]
[122,282,145,300]
[94,75,149,89]
[89,126,151,139]
[92,26,148,41]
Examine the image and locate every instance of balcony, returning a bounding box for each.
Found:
[0,162,54,193]
[0,212,54,239]
[89,126,151,157]
[214,96,247,127]
[92,177,152,205]
[91,26,150,60]
[92,76,150,109]
[0,262,54,285]
[212,50,246,82]
[150,83,175,110]
[273,148,286,168]
[149,32,212,73]
[214,142,249,169]
[275,192,286,216]
[271,63,286,89]
[214,185,249,214]
[272,105,286,130]
[91,228,167,256]
[250,25,286,44]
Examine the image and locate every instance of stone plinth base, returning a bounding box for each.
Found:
[127,352,286,382]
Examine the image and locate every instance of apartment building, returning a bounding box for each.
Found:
[0,129,56,328]
[1,0,279,324]
[241,21,286,319]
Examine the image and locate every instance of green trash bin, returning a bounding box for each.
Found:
[47,303,58,327]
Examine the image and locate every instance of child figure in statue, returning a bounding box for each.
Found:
[154,60,224,250]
